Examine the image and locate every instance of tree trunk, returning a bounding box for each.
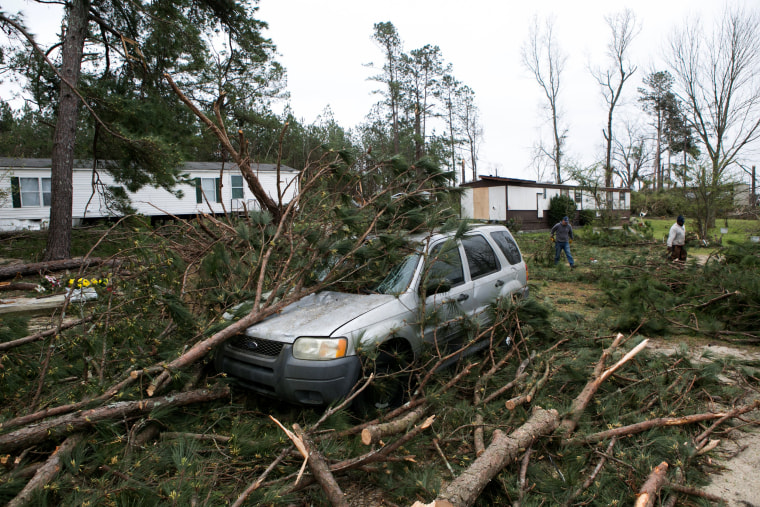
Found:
[634,461,669,507]
[414,406,559,507]
[7,433,83,507]
[45,0,90,261]
[293,424,349,507]
[0,256,118,281]
[361,405,427,446]
[0,387,229,454]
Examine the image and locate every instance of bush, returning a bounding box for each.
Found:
[578,209,595,226]
[505,217,522,233]
[548,195,577,226]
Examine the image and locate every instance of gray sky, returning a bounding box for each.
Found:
[2,0,742,182]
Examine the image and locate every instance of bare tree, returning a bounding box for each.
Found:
[522,15,567,184]
[613,120,650,190]
[592,9,640,188]
[669,5,760,232]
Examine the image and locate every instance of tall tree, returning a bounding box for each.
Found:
[436,73,462,182]
[400,44,445,161]
[47,0,90,261]
[663,98,699,186]
[638,71,676,190]
[521,15,567,184]
[668,5,760,232]
[592,9,639,188]
[458,85,482,182]
[369,22,403,156]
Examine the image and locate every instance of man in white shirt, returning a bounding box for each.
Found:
[667,215,686,261]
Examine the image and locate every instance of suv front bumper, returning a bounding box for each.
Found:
[215,342,362,406]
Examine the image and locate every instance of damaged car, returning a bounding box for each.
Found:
[214,224,528,409]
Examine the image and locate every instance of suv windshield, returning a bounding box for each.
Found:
[375,253,420,295]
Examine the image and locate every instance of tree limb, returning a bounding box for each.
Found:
[633,461,668,507]
[7,433,83,507]
[413,406,559,507]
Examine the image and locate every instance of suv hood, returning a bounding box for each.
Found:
[245,291,397,342]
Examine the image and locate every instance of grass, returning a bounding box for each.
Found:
[646,217,760,245]
[0,218,148,263]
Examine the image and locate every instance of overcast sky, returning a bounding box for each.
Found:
[2,0,744,182]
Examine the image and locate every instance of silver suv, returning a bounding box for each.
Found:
[214,224,528,406]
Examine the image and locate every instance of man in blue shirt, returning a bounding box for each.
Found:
[551,216,575,268]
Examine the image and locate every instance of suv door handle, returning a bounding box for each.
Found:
[495,280,505,287]
[456,294,469,302]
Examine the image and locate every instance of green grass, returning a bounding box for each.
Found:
[646,218,760,246]
[0,220,143,262]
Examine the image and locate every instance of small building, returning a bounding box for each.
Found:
[460,176,630,230]
[0,158,299,231]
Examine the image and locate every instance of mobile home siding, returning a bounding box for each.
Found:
[0,158,299,231]
[460,176,630,230]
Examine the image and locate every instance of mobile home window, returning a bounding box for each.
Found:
[11,177,51,207]
[619,192,626,206]
[574,189,582,203]
[196,178,220,203]
[231,175,244,199]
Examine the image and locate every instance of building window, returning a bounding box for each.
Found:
[231,175,244,199]
[606,191,614,207]
[11,177,51,207]
[561,188,569,197]
[574,189,582,203]
[196,177,220,203]
[619,192,626,207]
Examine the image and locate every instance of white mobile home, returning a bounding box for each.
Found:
[0,158,299,231]
[460,176,630,230]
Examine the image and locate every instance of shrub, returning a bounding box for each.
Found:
[548,195,577,226]
[578,209,595,226]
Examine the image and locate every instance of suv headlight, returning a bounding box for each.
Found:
[293,337,348,360]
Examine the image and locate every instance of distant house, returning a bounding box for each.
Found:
[460,176,630,230]
[0,158,299,231]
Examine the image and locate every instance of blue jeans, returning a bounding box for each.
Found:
[555,241,574,266]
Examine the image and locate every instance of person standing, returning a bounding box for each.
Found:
[551,216,575,268]
[667,215,686,261]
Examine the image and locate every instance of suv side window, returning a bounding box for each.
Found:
[490,231,522,265]
[461,234,500,279]
[426,242,465,292]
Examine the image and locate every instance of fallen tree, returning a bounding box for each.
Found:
[412,406,560,507]
[0,386,229,454]
[0,257,120,281]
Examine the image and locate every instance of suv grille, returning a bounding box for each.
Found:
[229,335,284,357]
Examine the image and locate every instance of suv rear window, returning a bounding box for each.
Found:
[490,231,522,265]
[461,234,500,279]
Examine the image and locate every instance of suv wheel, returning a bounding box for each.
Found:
[353,342,413,416]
